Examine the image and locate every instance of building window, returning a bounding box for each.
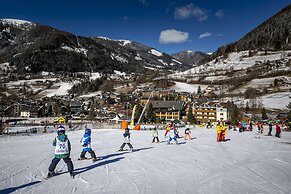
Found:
[220,113,224,116]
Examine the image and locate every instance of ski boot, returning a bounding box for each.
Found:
[46,171,55,179]
[69,172,75,178]
[118,148,123,151]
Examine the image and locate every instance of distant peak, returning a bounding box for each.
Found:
[0,18,35,30]
[186,50,194,53]
[1,18,33,25]
[97,36,132,45]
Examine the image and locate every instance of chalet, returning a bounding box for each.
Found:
[70,101,83,114]
[151,101,184,121]
[192,102,228,124]
[177,92,192,102]
[0,105,15,117]
[141,89,175,99]
[19,105,44,118]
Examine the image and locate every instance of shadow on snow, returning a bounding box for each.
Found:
[0,181,41,194]
[74,146,154,175]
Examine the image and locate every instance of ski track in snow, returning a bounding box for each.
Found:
[1,127,291,193]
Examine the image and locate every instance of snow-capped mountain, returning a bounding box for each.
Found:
[171,50,209,65]
[0,19,186,74]
[92,36,187,71]
[169,4,291,102]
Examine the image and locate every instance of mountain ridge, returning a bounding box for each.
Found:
[0,18,187,74]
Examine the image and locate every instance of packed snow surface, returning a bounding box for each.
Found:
[45,82,74,97]
[223,92,290,110]
[1,127,291,193]
[171,81,208,93]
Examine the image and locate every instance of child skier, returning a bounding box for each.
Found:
[164,124,171,137]
[173,125,180,139]
[119,128,134,152]
[152,128,160,143]
[79,128,99,162]
[167,128,178,144]
[275,123,281,138]
[184,126,191,140]
[47,126,74,178]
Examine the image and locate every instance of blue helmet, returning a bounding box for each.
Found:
[57,126,65,135]
[85,128,91,135]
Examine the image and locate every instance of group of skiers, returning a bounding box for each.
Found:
[47,123,194,178]
[47,120,283,179]
[267,122,282,137]
[47,126,99,178]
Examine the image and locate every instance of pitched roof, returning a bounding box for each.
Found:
[151,101,184,110]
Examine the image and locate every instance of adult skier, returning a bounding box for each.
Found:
[79,128,99,162]
[119,128,134,152]
[47,126,74,178]
[220,122,227,141]
[152,128,160,143]
[216,121,222,142]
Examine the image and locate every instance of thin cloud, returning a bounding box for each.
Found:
[215,10,224,18]
[123,16,128,20]
[139,0,149,5]
[175,3,208,21]
[159,29,189,44]
[199,32,212,39]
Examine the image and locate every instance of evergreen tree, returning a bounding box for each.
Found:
[230,104,239,124]
[245,101,250,112]
[197,85,201,95]
[187,106,195,124]
[146,103,156,123]
[261,107,268,120]
[135,104,143,123]
[286,102,291,131]
[89,99,96,121]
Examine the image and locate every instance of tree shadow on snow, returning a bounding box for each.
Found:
[0,181,41,194]
[74,157,125,175]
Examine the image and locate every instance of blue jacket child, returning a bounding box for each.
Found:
[48,126,74,178]
[79,128,98,162]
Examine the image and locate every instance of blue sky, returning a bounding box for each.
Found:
[0,0,290,54]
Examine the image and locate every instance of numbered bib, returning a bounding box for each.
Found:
[55,139,69,155]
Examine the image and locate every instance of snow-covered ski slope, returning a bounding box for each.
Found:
[1,128,291,193]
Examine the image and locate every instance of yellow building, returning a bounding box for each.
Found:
[193,102,228,124]
[152,101,184,121]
